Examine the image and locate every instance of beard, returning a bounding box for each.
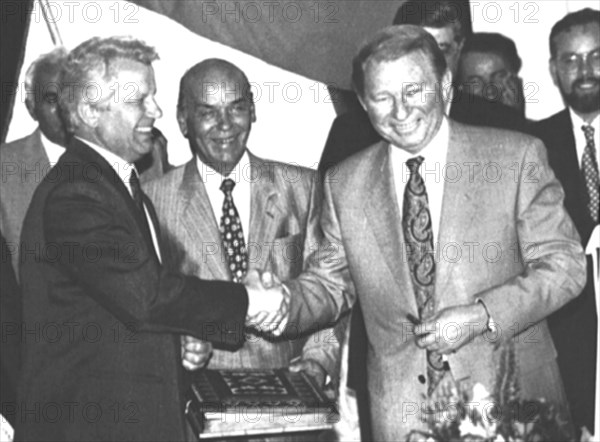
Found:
[561,76,600,114]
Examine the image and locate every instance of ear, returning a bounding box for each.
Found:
[25,97,36,121]
[440,69,453,104]
[77,101,100,127]
[549,58,559,87]
[250,102,256,123]
[456,37,465,58]
[357,93,368,112]
[177,108,188,137]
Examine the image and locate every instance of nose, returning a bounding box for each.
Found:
[217,108,232,130]
[393,98,410,120]
[145,96,162,119]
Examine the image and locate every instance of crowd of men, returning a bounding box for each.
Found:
[0,1,598,441]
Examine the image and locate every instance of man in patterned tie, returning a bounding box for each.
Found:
[252,25,587,440]
[532,8,599,437]
[144,59,342,440]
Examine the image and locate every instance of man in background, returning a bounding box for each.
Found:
[0,48,68,275]
[144,59,341,441]
[457,32,528,120]
[533,8,599,436]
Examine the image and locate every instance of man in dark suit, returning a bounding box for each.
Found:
[0,48,68,275]
[532,8,599,436]
[16,36,284,442]
[319,0,528,173]
[0,48,169,278]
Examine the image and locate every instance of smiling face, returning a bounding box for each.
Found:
[359,50,450,154]
[92,59,162,162]
[550,22,600,119]
[178,62,255,175]
[458,51,523,110]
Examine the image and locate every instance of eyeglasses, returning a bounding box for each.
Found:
[556,48,600,73]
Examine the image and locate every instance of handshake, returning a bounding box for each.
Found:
[243,269,291,335]
[181,270,291,371]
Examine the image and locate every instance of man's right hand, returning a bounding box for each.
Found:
[244,269,290,335]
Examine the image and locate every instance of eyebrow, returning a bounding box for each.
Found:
[197,97,249,108]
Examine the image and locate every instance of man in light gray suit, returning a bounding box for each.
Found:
[252,25,587,440]
[1,48,68,274]
[144,59,341,435]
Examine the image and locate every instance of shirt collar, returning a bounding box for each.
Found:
[195,149,250,186]
[75,136,138,189]
[569,108,600,130]
[39,130,66,163]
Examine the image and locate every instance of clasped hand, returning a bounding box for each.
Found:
[244,269,290,336]
[414,303,488,354]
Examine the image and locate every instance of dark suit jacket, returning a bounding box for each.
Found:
[16,138,249,442]
[0,233,21,428]
[532,109,597,433]
[319,93,530,173]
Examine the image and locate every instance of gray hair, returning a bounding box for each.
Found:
[60,36,159,134]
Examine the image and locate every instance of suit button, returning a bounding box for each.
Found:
[418,375,426,384]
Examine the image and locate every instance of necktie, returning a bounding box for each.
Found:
[581,125,599,224]
[220,178,248,283]
[402,156,445,395]
[129,169,145,213]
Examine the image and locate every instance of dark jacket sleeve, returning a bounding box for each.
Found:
[1,233,21,423]
[42,180,248,347]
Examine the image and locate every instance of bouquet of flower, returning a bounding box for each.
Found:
[406,342,573,442]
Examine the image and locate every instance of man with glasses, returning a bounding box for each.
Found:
[532,8,599,437]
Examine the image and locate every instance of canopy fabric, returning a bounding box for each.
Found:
[132,0,403,90]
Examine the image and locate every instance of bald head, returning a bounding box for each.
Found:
[177,59,256,176]
[178,59,251,113]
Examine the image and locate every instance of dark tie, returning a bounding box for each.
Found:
[581,125,599,224]
[220,178,248,283]
[129,169,145,213]
[402,156,445,395]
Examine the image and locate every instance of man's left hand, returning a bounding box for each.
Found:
[288,358,327,388]
[414,303,488,354]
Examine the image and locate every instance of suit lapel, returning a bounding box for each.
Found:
[434,123,482,304]
[179,161,230,280]
[248,154,283,270]
[67,139,162,260]
[31,129,51,169]
[362,144,417,311]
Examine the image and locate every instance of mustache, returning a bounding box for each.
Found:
[572,77,600,89]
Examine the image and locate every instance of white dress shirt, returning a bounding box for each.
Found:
[195,150,252,238]
[390,117,450,245]
[569,108,600,172]
[75,137,162,262]
[40,131,65,165]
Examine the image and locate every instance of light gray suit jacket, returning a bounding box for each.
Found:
[144,152,341,380]
[286,120,587,440]
[0,129,51,276]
